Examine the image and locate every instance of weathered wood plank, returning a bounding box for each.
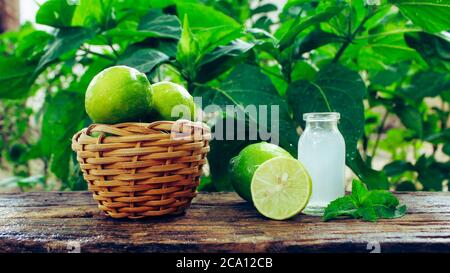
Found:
[0,191,449,253]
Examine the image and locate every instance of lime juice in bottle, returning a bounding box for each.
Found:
[298,112,345,216]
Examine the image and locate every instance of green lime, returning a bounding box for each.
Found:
[251,157,312,220]
[229,142,292,202]
[150,81,196,121]
[85,66,152,124]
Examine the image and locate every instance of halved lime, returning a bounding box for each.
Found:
[229,142,293,202]
[251,157,312,220]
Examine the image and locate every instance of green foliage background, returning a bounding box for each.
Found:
[0,0,449,192]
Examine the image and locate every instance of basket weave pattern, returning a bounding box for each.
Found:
[71,121,211,219]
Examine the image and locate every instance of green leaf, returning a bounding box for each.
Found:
[369,33,422,64]
[205,116,258,191]
[16,175,46,189]
[424,128,450,143]
[195,25,244,56]
[344,32,422,71]
[274,19,294,40]
[118,48,169,74]
[253,16,273,32]
[405,32,450,72]
[363,190,399,209]
[347,152,390,190]
[35,0,78,27]
[401,71,450,101]
[196,39,254,83]
[415,156,447,191]
[355,206,378,222]
[286,64,365,162]
[362,191,406,220]
[370,62,409,87]
[0,175,45,190]
[41,91,85,183]
[396,181,417,191]
[251,4,278,16]
[260,64,289,96]
[290,60,317,82]
[278,5,344,51]
[36,27,95,73]
[351,179,369,204]
[296,29,342,57]
[105,9,181,40]
[391,0,450,33]
[138,9,181,39]
[324,180,407,222]
[177,2,243,54]
[176,15,201,79]
[383,160,415,177]
[198,64,299,189]
[71,0,116,28]
[8,144,27,163]
[176,13,242,80]
[323,196,357,221]
[156,40,178,58]
[15,31,52,62]
[0,57,36,99]
[176,2,240,30]
[393,103,423,137]
[67,162,87,190]
[393,205,408,218]
[443,142,450,156]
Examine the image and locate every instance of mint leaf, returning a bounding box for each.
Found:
[351,179,369,204]
[323,180,407,222]
[393,205,407,218]
[355,206,378,222]
[323,196,357,221]
[363,190,399,208]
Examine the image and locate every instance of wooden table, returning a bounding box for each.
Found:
[0,191,448,253]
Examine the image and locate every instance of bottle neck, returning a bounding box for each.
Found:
[305,120,338,131]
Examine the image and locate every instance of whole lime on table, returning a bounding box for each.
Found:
[150,81,196,121]
[229,142,292,202]
[85,66,153,124]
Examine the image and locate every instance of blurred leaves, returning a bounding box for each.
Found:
[198,64,298,190]
[105,9,181,41]
[405,32,450,72]
[118,48,169,74]
[287,64,366,162]
[394,103,423,138]
[16,31,52,62]
[383,160,415,177]
[41,91,85,183]
[0,57,37,99]
[176,2,240,29]
[35,0,78,28]
[36,27,95,73]
[176,15,201,80]
[391,0,450,33]
[196,39,254,83]
[401,71,450,101]
[278,5,344,51]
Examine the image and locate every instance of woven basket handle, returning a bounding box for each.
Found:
[86,124,135,136]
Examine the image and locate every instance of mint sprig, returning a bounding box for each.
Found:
[323,180,407,222]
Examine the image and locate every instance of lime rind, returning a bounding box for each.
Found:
[251,157,312,220]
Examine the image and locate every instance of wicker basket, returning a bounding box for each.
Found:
[71,120,211,219]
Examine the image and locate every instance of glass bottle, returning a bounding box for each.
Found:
[298,112,345,216]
